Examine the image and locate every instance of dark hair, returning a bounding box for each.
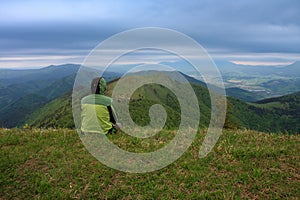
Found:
[91,77,101,94]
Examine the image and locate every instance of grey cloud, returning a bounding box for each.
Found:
[0,0,299,66]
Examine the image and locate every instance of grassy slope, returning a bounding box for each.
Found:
[225,87,264,102]
[0,94,48,127]
[249,92,300,133]
[25,81,212,130]
[24,92,73,128]
[25,80,299,134]
[0,74,76,128]
[0,128,299,199]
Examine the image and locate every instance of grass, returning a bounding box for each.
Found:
[0,128,299,199]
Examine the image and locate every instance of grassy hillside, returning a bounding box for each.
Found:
[260,78,300,96]
[0,75,75,128]
[0,94,48,127]
[127,83,211,129]
[225,93,300,134]
[0,64,80,86]
[0,64,79,128]
[250,92,300,133]
[0,64,121,128]
[0,64,80,109]
[25,76,300,134]
[225,87,264,102]
[24,92,73,128]
[0,128,299,199]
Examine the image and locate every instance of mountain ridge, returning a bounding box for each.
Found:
[0,63,299,133]
[25,74,300,134]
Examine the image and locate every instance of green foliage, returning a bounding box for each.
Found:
[226,87,264,102]
[224,100,240,130]
[0,94,48,127]
[24,76,300,134]
[25,92,74,129]
[223,90,300,134]
[260,78,300,96]
[0,74,76,128]
[0,64,120,128]
[128,84,181,129]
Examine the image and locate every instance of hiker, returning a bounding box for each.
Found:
[81,77,119,134]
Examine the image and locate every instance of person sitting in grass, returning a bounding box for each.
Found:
[81,77,119,134]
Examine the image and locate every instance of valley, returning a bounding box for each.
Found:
[0,63,299,134]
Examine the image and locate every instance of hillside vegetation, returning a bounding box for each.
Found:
[24,93,73,128]
[0,64,120,128]
[25,76,300,134]
[0,128,299,199]
[1,64,299,132]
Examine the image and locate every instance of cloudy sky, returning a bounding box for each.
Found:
[0,0,299,68]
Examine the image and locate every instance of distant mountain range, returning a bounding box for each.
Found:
[216,61,300,100]
[0,63,299,134]
[158,60,300,77]
[111,60,300,100]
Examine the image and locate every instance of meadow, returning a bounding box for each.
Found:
[0,128,299,199]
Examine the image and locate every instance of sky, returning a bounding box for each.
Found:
[0,0,299,68]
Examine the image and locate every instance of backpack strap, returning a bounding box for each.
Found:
[107,105,116,124]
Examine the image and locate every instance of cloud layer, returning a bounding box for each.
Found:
[0,0,299,68]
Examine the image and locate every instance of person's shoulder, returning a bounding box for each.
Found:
[81,94,112,106]
[81,94,92,103]
[96,95,112,100]
[95,95,112,106]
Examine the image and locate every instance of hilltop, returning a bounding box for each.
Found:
[0,128,299,199]
[0,65,299,200]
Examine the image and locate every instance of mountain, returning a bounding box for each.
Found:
[0,64,80,86]
[0,64,80,109]
[0,94,47,127]
[225,87,264,102]
[266,61,300,77]
[0,75,77,127]
[24,92,73,128]
[254,91,300,129]
[157,60,300,100]
[1,63,299,133]
[159,60,300,78]
[259,78,300,96]
[215,60,300,77]
[0,64,122,128]
[0,72,75,127]
[226,92,300,133]
[24,72,300,134]
[25,76,211,130]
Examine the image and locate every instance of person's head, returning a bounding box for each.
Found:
[91,77,106,95]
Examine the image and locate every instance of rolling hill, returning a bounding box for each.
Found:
[0,64,299,133]
[24,92,73,128]
[0,74,76,127]
[0,64,80,127]
[24,73,300,134]
[225,87,264,102]
[226,93,300,133]
[0,64,80,86]
[0,64,120,128]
